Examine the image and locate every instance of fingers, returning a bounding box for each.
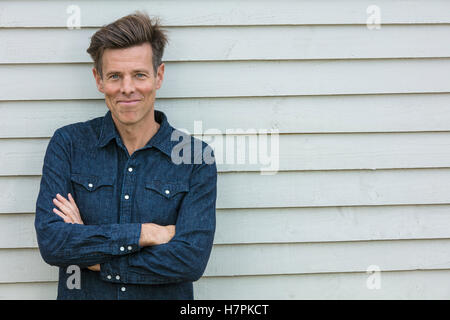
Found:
[53,196,71,218]
[53,193,84,224]
[68,193,80,214]
[53,195,68,211]
[53,207,74,224]
[56,193,76,213]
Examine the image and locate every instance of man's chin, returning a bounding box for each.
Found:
[110,111,139,126]
[117,117,139,126]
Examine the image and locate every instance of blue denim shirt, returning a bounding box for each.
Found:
[34,109,217,300]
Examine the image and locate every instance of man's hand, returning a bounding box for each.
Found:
[53,193,101,271]
[52,193,84,225]
[139,223,175,247]
[87,264,101,272]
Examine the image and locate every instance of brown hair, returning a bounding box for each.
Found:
[86,11,169,78]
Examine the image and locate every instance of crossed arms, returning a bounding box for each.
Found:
[35,128,217,285]
[52,192,175,271]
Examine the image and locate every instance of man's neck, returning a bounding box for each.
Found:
[113,113,161,157]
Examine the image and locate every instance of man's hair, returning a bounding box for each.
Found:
[86,11,169,78]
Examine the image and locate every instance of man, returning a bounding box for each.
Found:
[34,12,217,300]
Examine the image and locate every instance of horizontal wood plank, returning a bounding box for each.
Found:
[205,239,450,277]
[1,0,450,27]
[214,205,450,244]
[3,204,450,248]
[0,282,57,299]
[3,168,450,213]
[0,214,37,248]
[2,93,450,138]
[3,270,450,299]
[1,59,450,101]
[2,25,450,64]
[3,131,450,175]
[2,239,450,282]
[194,270,450,299]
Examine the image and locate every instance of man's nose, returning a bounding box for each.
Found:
[121,75,135,95]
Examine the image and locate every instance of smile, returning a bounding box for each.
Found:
[117,100,141,106]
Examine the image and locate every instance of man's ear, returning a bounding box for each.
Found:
[156,63,165,90]
[92,67,104,93]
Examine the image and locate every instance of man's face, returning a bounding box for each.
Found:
[93,42,164,127]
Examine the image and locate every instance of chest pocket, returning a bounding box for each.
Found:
[140,179,189,225]
[70,173,115,225]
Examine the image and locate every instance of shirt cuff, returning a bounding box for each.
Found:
[110,222,141,256]
[100,258,124,283]
[99,223,141,283]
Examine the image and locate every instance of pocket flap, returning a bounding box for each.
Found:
[145,180,189,198]
[71,173,114,192]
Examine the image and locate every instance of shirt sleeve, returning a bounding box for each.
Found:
[99,152,217,285]
[34,128,142,268]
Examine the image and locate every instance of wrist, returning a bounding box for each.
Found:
[139,223,156,247]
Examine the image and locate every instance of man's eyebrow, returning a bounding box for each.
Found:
[105,69,151,76]
[105,71,121,77]
[133,69,151,74]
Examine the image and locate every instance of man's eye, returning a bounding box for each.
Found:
[110,74,119,79]
[136,73,146,78]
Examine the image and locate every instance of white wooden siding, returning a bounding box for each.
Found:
[1,0,450,299]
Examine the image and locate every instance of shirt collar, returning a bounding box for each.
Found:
[97,109,175,158]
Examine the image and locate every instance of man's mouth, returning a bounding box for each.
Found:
[117,99,141,106]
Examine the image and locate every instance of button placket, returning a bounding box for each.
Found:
[119,158,135,226]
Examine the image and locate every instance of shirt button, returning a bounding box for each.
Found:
[107,275,112,280]
[116,275,121,280]
[120,246,125,251]
[165,189,170,195]
[128,167,133,172]
[88,183,93,188]
[127,246,132,251]
[124,194,130,200]
[121,287,126,292]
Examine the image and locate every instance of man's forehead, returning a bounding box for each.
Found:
[102,43,153,69]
